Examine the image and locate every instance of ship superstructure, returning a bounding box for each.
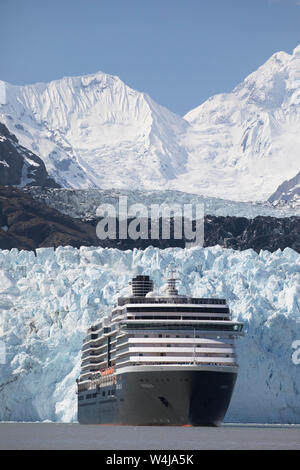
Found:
[77,272,243,426]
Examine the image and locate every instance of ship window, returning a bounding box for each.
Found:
[102,391,106,397]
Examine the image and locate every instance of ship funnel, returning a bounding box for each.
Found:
[130,275,153,297]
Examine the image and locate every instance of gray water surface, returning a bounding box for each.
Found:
[0,423,299,450]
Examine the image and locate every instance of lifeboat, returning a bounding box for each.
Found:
[100,366,114,376]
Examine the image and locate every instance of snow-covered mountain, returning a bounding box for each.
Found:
[0,74,188,190]
[0,245,299,423]
[183,44,300,201]
[0,44,300,201]
[268,171,300,207]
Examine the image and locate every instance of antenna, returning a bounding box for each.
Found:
[165,261,181,297]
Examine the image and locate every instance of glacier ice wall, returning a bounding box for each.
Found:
[0,245,299,423]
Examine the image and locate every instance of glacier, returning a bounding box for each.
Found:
[0,245,299,424]
[24,187,300,220]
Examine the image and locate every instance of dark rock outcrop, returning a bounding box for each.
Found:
[204,215,300,253]
[0,123,59,188]
[0,186,99,250]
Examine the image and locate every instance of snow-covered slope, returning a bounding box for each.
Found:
[0,245,299,423]
[0,44,300,201]
[268,171,300,208]
[183,45,300,201]
[0,74,188,190]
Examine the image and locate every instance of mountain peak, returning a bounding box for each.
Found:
[0,70,188,190]
[0,45,299,202]
[293,43,300,57]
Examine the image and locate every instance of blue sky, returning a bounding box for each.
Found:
[1,0,300,115]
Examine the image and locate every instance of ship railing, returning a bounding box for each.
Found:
[117,297,227,306]
[77,369,117,391]
[116,359,237,368]
[81,350,107,364]
[82,336,105,348]
[119,324,243,335]
[94,375,116,388]
[79,376,116,391]
[80,359,107,372]
[116,336,130,347]
[81,342,107,355]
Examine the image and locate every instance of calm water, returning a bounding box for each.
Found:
[0,423,299,450]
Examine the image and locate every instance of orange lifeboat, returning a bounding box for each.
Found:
[100,366,114,376]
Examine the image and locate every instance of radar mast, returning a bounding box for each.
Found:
[165,262,180,296]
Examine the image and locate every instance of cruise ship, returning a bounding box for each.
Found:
[77,271,244,426]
